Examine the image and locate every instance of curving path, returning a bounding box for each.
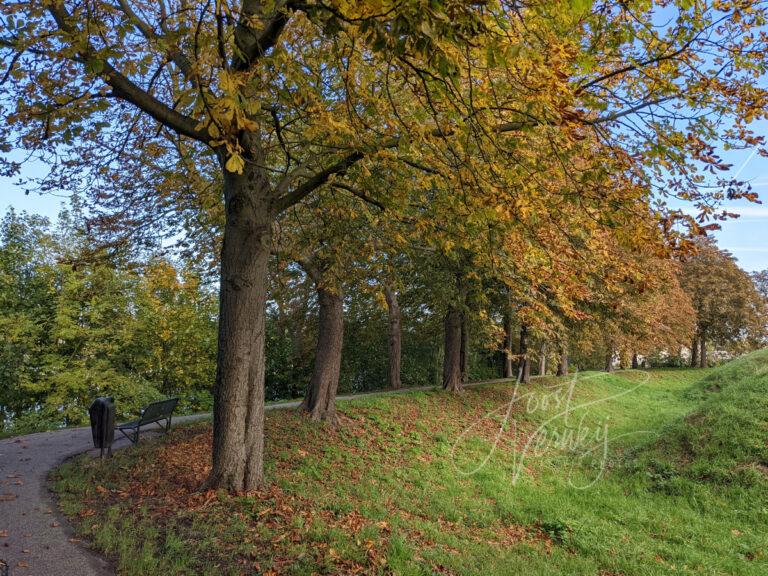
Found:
[0,378,515,576]
[0,414,211,576]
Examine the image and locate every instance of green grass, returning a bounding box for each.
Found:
[52,352,768,575]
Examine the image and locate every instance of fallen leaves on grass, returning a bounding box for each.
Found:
[59,385,544,575]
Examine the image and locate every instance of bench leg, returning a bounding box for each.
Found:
[155,417,172,434]
[118,428,139,444]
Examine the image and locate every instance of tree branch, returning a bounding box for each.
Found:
[332,182,385,211]
[590,96,676,124]
[575,39,695,96]
[232,0,291,71]
[274,150,364,212]
[48,3,209,143]
[114,0,197,86]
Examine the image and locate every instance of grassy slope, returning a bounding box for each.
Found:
[52,356,768,576]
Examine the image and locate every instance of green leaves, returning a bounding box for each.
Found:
[84,59,105,75]
[0,209,219,432]
[569,0,594,15]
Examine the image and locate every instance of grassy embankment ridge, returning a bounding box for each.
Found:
[53,351,768,575]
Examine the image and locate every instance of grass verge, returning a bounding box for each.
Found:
[52,354,768,575]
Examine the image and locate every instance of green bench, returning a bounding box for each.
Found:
[117,398,179,444]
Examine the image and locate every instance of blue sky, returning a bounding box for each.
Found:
[681,136,768,273]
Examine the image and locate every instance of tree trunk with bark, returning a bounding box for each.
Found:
[502,311,514,378]
[604,349,614,372]
[443,307,463,391]
[538,343,547,376]
[384,286,402,390]
[690,334,699,368]
[631,352,639,369]
[301,287,344,422]
[460,312,469,383]
[519,324,530,384]
[209,166,272,492]
[699,330,708,368]
[557,347,569,377]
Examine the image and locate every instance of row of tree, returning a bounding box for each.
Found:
[3,0,768,490]
[3,204,764,436]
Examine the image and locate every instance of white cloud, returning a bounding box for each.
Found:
[721,206,768,218]
[722,247,768,253]
[678,205,768,218]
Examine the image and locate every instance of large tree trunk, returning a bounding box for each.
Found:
[502,311,514,378]
[604,349,614,372]
[301,287,344,422]
[460,311,469,383]
[519,324,530,384]
[690,334,699,368]
[699,330,708,368]
[384,286,402,390]
[631,352,639,370]
[557,347,569,377]
[209,167,271,492]
[443,307,463,391]
[538,343,547,375]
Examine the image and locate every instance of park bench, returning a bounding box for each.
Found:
[116,397,179,444]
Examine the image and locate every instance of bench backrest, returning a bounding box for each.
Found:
[140,398,179,423]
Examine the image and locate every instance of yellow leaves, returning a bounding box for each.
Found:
[215,0,233,18]
[218,70,241,95]
[225,153,245,174]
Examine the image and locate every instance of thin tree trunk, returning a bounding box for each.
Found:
[460,311,469,383]
[690,334,699,368]
[301,287,344,422]
[209,167,271,492]
[503,310,514,378]
[631,352,639,370]
[538,343,547,375]
[557,347,569,377]
[604,348,614,372]
[519,324,530,384]
[384,286,402,390]
[443,307,463,391]
[699,330,708,368]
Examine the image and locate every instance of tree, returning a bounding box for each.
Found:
[383,286,402,390]
[0,210,56,425]
[752,270,768,347]
[681,241,764,367]
[132,259,218,406]
[297,257,345,422]
[0,206,221,432]
[5,0,767,490]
